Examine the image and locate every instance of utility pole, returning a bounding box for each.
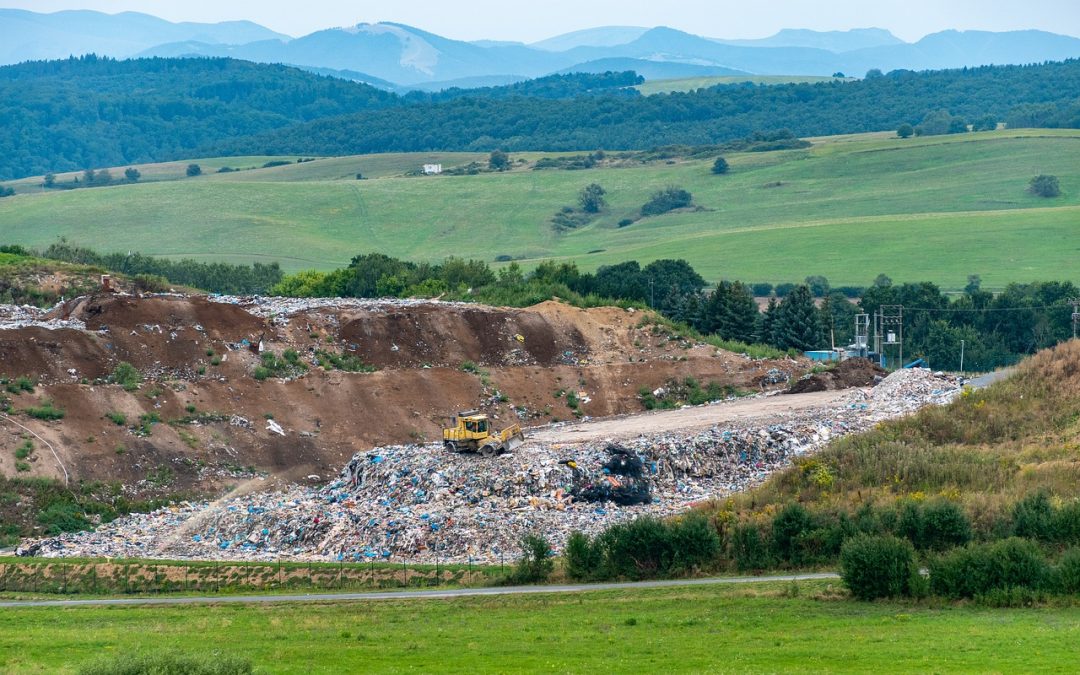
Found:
[960,339,965,375]
[1071,298,1080,340]
[649,278,655,308]
[879,305,904,369]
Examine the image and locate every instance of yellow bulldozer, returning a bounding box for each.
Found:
[442,410,525,457]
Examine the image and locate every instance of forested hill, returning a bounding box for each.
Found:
[0,56,397,179]
[3,56,1080,180]
[218,59,1080,156]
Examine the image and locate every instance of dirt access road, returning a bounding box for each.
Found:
[528,389,856,445]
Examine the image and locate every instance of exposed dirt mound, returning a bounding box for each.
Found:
[0,295,805,506]
[786,358,886,394]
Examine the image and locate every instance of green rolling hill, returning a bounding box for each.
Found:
[0,129,1077,289]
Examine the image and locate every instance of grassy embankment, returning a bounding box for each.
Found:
[0,250,106,306]
[0,130,1077,288]
[707,340,1080,545]
[3,580,1080,673]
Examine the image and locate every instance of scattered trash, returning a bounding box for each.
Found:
[23,369,960,564]
[0,303,85,331]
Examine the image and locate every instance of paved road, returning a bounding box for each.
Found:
[966,367,1016,389]
[0,572,839,608]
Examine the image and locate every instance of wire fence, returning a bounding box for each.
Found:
[0,555,521,595]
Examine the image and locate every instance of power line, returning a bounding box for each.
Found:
[882,305,1070,314]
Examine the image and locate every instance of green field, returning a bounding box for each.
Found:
[3,581,1079,673]
[1,129,1078,289]
[635,74,849,95]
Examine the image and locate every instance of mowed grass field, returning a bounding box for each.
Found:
[635,74,848,94]
[4,581,1080,673]
[0,129,1077,288]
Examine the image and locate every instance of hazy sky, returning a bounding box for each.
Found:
[7,0,1080,42]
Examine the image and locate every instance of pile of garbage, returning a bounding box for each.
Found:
[23,369,961,563]
[207,296,470,322]
[840,368,961,420]
[0,303,85,331]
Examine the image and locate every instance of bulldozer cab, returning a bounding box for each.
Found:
[445,411,492,442]
[463,417,488,435]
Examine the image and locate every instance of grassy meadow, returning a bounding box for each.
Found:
[4,580,1080,673]
[635,74,848,94]
[0,129,1077,288]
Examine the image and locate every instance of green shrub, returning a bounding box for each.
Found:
[1054,501,1080,543]
[919,499,972,551]
[596,514,718,580]
[77,650,253,675]
[898,499,972,551]
[840,534,918,600]
[1012,491,1055,541]
[508,533,554,584]
[132,273,169,293]
[668,513,721,573]
[254,351,308,380]
[732,523,772,571]
[146,465,174,487]
[24,400,65,420]
[5,376,34,394]
[600,517,674,580]
[1028,174,1061,198]
[564,531,603,581]
[771,503,813,565]
[641,186,693,217]
[37,502,91,534]
[315,350,376,372]
[14,440,32,459]
[1057,547,1080,594]
[109,362,142,391]
[105,411,126,426]
[929,538,1052,599]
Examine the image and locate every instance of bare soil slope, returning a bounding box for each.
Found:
[0,295,802,496]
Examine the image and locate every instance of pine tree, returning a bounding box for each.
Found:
[703,282,732,335]
[760,297,780,347]
[726,281,760,343]
[775,285,823,351]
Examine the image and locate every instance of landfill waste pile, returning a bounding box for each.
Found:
[0,303,85,331]
[21,369,960,563]
[208,295,470,324]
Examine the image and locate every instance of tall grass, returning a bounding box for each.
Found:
[713,340,1080,536]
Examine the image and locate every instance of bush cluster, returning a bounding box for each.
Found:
[840,534,921,600]
[565,514,719,581]
[253,349,308,381]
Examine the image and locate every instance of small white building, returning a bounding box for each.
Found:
[422,163,443,175]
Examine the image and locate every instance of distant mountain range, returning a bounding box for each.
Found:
[3,9,1080,90]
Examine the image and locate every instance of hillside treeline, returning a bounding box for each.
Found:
[271,253,1076,372]
[3,56,1080,179]
[0,55,397,180]
[39,242,283,295]
[216,59,1080,156]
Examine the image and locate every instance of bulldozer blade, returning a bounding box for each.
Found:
[505,434,525,451]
